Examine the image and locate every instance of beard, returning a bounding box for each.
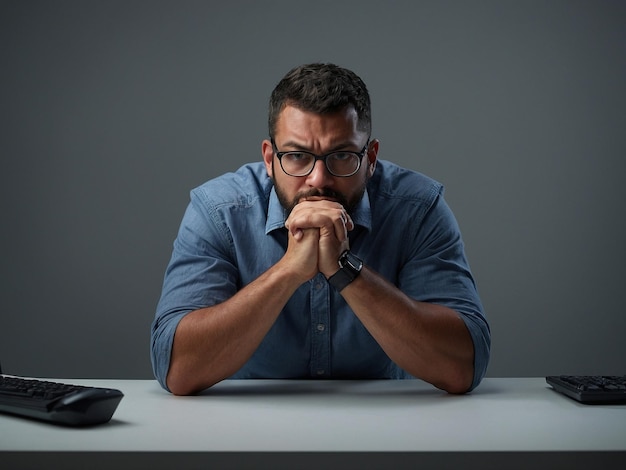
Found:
[271,161,367,217]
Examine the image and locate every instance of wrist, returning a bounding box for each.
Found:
[327,250,363,292]
[275,255,316,287]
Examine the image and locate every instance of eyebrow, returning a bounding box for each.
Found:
[279,140,361,153]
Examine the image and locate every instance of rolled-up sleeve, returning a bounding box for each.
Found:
[398,191,491,391]
[150,188,239,391]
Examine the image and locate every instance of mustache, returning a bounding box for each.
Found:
[287,188,349,215]
[296,188,344,201]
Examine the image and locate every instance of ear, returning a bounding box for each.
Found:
[262,139,274,178]
[366,139,379,177]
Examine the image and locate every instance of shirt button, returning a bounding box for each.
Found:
[316,323,326,332]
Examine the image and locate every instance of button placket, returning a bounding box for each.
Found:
[309,273,330,378]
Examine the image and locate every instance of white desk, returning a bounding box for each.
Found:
[2,378,625,469]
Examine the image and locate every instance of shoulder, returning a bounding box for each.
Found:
[368,160,444,213]
[190,162,272,208]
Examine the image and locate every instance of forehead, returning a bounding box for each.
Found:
[274,105,365,145]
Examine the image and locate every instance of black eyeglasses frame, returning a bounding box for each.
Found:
[271,139,369,177]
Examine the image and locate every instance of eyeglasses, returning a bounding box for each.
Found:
[271,139,369,177]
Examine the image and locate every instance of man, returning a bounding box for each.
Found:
[151,63,490,396]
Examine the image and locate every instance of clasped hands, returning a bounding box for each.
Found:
[283,199,354,282]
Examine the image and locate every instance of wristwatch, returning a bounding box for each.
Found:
[327,250,363,292]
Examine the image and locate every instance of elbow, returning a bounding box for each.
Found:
[165,368,194,395]
[166,365,223,396]
[433,364,475,395]
[442,379,472,395]
[167,379,200,396]
[167,375,221,396]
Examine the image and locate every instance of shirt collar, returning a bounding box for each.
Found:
[265,187,372,235]
[265,187,288,234]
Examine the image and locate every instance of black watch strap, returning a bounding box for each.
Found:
[327,250,363,292]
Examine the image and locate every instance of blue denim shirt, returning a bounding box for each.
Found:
[151,160,490,391]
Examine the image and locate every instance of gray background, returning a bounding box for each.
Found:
[1,0,624,380]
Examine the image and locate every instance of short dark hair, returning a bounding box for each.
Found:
[268,63,371,139]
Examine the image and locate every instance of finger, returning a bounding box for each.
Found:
[284,218,300,239]
[287,201,353,240]
[342,211,354,231]
[333,208,355,241]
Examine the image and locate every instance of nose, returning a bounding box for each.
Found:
[305,159,334,188]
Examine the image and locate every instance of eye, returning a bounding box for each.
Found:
[330,152,354,161]
[285,152,310,162]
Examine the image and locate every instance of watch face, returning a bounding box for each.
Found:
[343,252,363,272]
[329,251,362,291]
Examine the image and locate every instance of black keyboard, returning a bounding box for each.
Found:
[0,374,123,426]
[546,375,626,404]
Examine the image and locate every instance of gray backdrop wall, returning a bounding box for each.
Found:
[1,0,624,380]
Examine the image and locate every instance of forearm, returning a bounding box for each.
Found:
[340,266,475,394]
[166,259,304,395]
